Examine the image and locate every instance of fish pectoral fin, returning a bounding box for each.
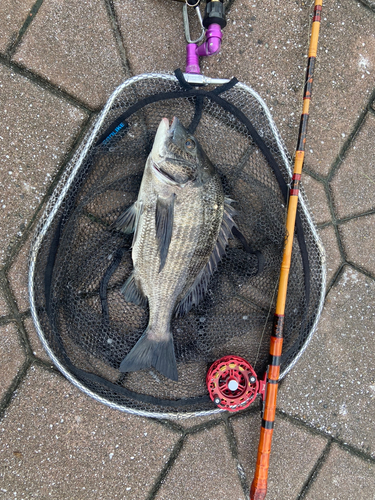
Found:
[155,194,175,272]
[174,197,238,318]
[114,201,142,234]
[119,329,178,381]
[120,272,147,307]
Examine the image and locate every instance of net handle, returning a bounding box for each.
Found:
[250,3,322,499]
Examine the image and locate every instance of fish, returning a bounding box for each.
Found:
[115,117,237,381]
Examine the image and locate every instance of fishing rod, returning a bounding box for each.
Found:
[250,2,322,499]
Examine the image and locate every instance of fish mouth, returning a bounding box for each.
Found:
[152,161,179,185]
[151,117,192,185]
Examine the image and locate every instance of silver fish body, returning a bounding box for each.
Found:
[116,117,236,381]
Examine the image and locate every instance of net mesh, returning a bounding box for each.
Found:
[29,74,325,418]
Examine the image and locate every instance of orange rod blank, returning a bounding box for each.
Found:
[250,2,322,499]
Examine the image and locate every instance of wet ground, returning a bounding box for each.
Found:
[1,1,375,499]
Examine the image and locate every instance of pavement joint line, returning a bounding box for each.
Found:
[0,271,36,365]
[302,167,326,183]
[6,0,45,59]
[32,356,60,374]
[327,88,375,184]
[324,262,346,296]
[358,0,375,14]
[0,315,16,326]
[224,416,251,500]
[0,272,26,329]
[277,409,375,465]
[155,417,186,435]
[104,0,132,77]
[0,358,32,421]
[296,439,332,500]
[2,113,94,273]
[0,55,95,114]
[146,435,185,500]
[346,261,375,281]
[335,208,375,226]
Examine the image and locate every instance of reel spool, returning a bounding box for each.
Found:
[206,356,266,412]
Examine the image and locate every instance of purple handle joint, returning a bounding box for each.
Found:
[183,3,223,74]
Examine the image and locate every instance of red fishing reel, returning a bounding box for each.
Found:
[206,356,266,412]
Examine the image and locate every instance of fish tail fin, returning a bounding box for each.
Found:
[119,329,178,381]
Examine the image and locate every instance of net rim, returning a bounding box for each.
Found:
[28,72,326,418]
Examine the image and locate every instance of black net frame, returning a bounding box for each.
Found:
[29,73,325,418]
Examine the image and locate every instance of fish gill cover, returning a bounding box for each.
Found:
[29,73,325,418]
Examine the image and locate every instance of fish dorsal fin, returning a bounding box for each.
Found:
[174,198,237,318]
[155,194,176,272]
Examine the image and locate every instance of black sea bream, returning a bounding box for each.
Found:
[116,117,236,381]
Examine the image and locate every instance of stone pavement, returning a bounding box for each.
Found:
[1,0,375,498]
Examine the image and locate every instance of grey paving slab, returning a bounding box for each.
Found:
[0,366,181,499]
[0,0,35,54]
[302,175,331,226]
[0,323,25,401]
[279,267,375,457]
[203,0,375,176]
[0,288,10,317]
[155,424,246,500]
[304,443,375,500]
[318,225,342,286]
[0,64,86,266]
[185,0,310,154]
[7,233,31,313]
[12,0,126,109]
[339,214,375,276]
[331,113,375,219]
[303,1,375,177]
[231,413,327,500]
[114,0,187,75]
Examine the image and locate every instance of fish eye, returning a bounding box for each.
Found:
[185,138,196,150]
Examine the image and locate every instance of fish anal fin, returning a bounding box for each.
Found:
[120,272,147,308]
[155,194,175,272]
[174,197,238,318]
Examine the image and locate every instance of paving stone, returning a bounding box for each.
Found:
[13,0,126,109]
[331,113,375,219]
[0,65,86,266]
[114,0,187,75]
[278,267,375,457]
[318,225,342,286]
[0,288,10,317]
[304,1,375,176]
[0,323,26,401]
[304,443,375,500]
[188,0,310,154]
[302,175,331,225]
[339,214,375,275]
[0,0,35,54]
[24,316,51,363]
[0,366,181,499]
[8,233,32,313]
[204,0,375,176]
[231,413,327,500]
[155,425,246,500]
